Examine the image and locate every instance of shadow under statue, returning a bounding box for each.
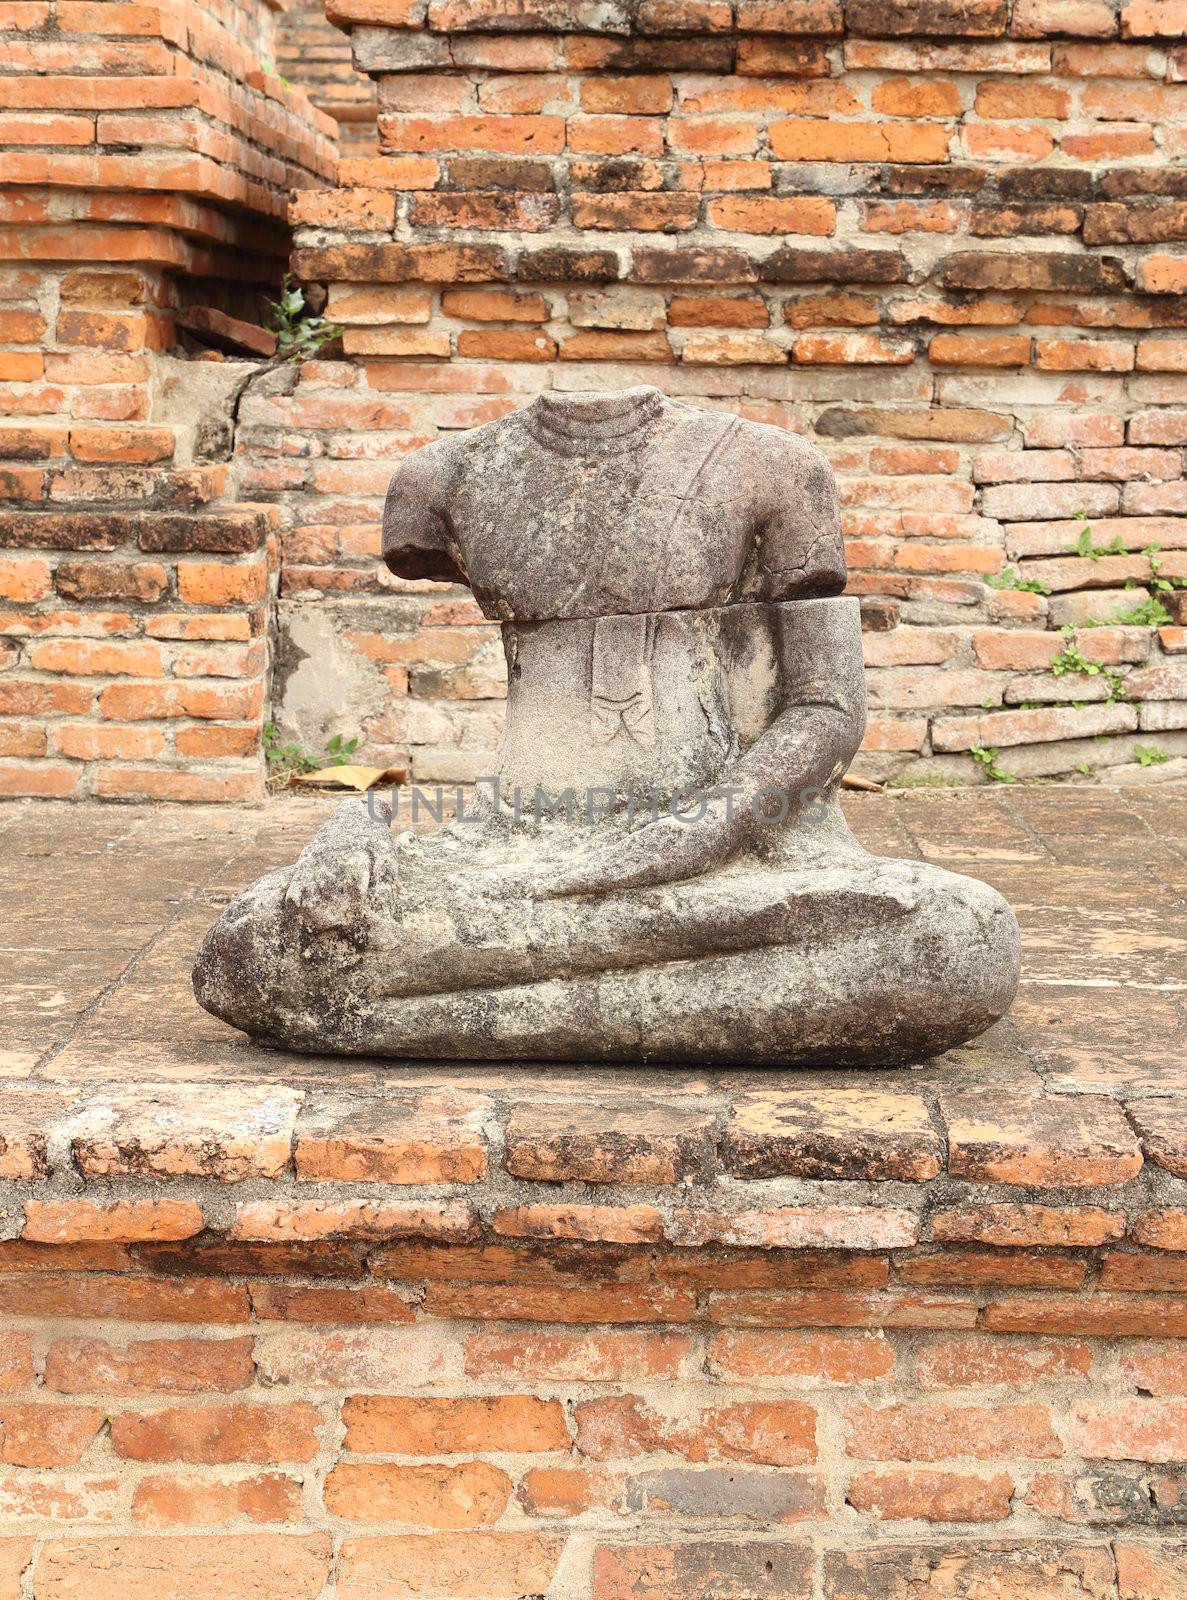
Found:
[194,386,1020,1064]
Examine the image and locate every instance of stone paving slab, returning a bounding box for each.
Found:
[7,784,1185,1089]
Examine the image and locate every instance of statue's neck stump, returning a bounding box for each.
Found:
[526,386,665,456]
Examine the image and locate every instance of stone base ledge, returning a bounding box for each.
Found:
[2,789,1187,1590]
[1,1063,1186,1333]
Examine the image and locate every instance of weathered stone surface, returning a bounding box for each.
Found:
[1116,1543,1187,1600]
[941,1090,1142,1188]
[1131,1209,1187,1251]
[575,1393,817,1464]
[668,1206,917,1250]
[229,1200,475,1243]
[343,1394,569,1454]
[1098,1251,1187,1291]
[823,1542,1116,1599]
[928,1205,1126,1248]
[1128,1097,1187,1178]
[194,388,1020,1064]
[71,1086,301,1181]
[336,1533,563,1600]
[843,1401,1061,1462]
[625,1466,825,1522]
[44,1337,256,1396]
[493,1203,664,1243]
[504,1102,714,1184]
[109,1403,324,1465]
[594,1540,813,1600]
[324,1460,513,1527]
[845,1468,1013,1523]
[723,1088,942,1180]
[22,1200,204,1245]
[35,1536,332,1600]
[0,1091,75,1180]
[174,306,278,359]
[294,1093,489,1183]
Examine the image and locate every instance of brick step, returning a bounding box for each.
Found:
[39,465,233,513]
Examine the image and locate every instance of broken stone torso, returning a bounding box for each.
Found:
[194,387,1021,1064]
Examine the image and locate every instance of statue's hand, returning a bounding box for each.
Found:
[534,802,739,899]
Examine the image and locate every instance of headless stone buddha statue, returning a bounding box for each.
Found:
[193,386,1021,1064]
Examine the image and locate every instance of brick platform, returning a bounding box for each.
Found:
[3,784,1187,1593]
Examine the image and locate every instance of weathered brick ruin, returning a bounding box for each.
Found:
[0,0,336,800]
[0,0,1186,797]
[277,0,378,153]
[3,0,1187,797]
[269,0,1187,790]
[4,8,1187,1591]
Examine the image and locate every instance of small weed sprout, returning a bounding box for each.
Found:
[262,721,316,778]
[1144,543,1187,598]
[267,275,343,361]
[1050,627,1125,703]
[970,745,1015,784]
[1113,595,1174,627]
[325,733,360,765]
[1134,743,1170,768]
[263,724,362,788]
[985,566,1052,596]
[1072,512,1126,562]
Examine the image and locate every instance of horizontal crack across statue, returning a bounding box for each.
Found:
[193,386,1021,1064]
[366,781,835,831]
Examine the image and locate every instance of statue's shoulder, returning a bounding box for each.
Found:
[387,429,465,497]
[659,403,835,492]
[399,408,537,493]
[729,416,835,485]
[726,420,844,602]
[382,433,470,582]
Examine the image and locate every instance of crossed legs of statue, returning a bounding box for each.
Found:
[194,798,1019,1065]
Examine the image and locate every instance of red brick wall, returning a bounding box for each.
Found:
[0,0,337,800]
[5,0,1187,798]
[2,1074,1187,1590]
[277,0,379,153]
[5,1304,1187,1596]
[253,0,1187,787]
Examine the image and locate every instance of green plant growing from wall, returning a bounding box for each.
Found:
[1105,596,1174,627]
[324,733,360,764]
[1072,511,1126,562]
[262,721,315,778]
[985,566,1052,596]
[1050,626,1125,703]
[267,275,343,361]
[970,745,1015,784]
[1134,743,1170,768]
[1074,548,1187,623]
[262,724,361,786]
[1144,543,1187,598]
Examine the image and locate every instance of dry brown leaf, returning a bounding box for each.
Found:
[292,764,407,792]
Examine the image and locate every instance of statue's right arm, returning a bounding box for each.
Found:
[382,440,468,585]
[739,596,868,809]
[721,428,865,814]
